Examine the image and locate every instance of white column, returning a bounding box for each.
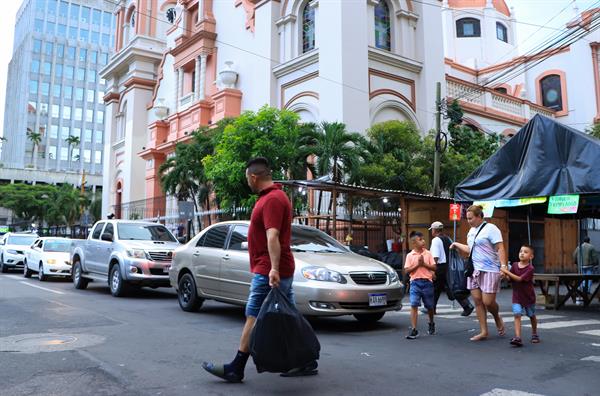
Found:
[194,56,201,101]
[178,67,184,105]
[174,68,182,110]
[199,54,207,100]
[198,0,204,22]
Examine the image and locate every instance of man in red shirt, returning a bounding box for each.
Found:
[203,157,317,383]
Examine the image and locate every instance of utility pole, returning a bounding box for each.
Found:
[433,81,442,196]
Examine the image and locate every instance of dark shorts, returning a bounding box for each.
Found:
[245,274,295,317]
[409,279,434,309]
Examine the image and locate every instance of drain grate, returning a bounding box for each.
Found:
[0,333,104,354]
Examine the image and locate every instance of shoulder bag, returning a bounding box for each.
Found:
[464,222,487,278]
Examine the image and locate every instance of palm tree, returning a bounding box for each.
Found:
[48,184,89,229]
[65,135,80,171]
[303,121,370,183]
[26,129,42,168]
[300,122,370,236]
[159,129,216,230]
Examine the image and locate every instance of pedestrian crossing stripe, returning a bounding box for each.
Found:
[580,356,600,362]
[483,315,564,323]
[524,320,600,330]
[578,330,600,337]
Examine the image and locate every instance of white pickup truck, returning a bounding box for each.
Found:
[71,220,181,297]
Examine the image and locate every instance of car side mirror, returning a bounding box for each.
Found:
[177,236,187,244]
[101,233,113,242]
[240,241,248,250]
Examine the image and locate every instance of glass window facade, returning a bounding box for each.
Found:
[31,60,40,74]
[29,80,38,95]
[63,106,71,120]
[59,1,69,18]
[456,18,481,38]
[43,62,51,75]
[65,66,74,79]
[50,125,58,139]
[33,39,41,53]
[302,4,315,53]
[76,88,84,101]
[41,82,50,96]
[55,64,63,78]
[70,4,80,22]
[540,74,563,111]
[374,1,391,51]
[64,86,73,99]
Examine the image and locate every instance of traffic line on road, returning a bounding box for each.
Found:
[580,356,600,362]
[524,320,600,329]
[18,281,65,295]
[578,329,600,337]
[592,343,600,347]
[480,388,544,396]
[484,315,565,324]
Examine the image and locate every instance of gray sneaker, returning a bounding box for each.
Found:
[406,327,419,340]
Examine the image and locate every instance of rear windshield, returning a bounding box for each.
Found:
[43,240,71,253]
[117,224,177,242]
[7,235,37,246]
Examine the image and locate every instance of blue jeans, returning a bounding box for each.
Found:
[409,279,434,310]
[512,303,536,317]
[579,267,595,293]
[245,274,295,317]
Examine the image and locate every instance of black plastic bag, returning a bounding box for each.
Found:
[250,287,320,373]
[448,250,470,300]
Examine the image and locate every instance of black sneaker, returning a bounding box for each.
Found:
[406,327,419,340]
[461,305,474,317]
[428,322,436,335]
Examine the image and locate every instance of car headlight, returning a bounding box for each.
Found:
[47,259,56,264]
[7,249,18,254]
[388,270,399,284]
[126,249,146,259]
[302,266,347,284]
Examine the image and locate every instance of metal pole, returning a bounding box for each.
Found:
[527,209,532,246]
[433,82,442,196]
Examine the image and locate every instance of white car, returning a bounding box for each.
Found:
[24,237,72,281]
[0,232,39,273]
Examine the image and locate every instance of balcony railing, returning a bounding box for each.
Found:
[178,92,195,111]
[446,77,555,121]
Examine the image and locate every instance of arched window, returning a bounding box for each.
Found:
[374,1,391,51]
[494,87,508,95]
[166,7,176,24]
[130,9,136,28]
[496,22,508,43]
[302,3,315,53]
[540,74,563,111]
[456,18,481,38]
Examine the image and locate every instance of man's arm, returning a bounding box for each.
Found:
[500,267,521,282]
[266,228,281,287]
[495,242,507,266]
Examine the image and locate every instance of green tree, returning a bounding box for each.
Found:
[159,126,222,228]
[26,129,42,167]
[46,184,89,227]
[89,195,102,223]
[302,121,370,183]
[356,120,431,193]
[0,183,58,224]
[586,123,600,139]
[65,135,80,171]
[203,106,308,209]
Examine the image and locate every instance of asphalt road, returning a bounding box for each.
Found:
[1,271,600,396]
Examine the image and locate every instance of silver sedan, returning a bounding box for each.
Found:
[169,221,404,323]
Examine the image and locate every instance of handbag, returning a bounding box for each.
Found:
[464,222,487,278]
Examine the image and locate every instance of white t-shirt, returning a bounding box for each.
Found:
[430,236,446,264]
[467,222,503,273]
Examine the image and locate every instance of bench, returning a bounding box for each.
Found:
[534,273,600,310]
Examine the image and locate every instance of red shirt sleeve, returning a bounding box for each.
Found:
[262,197,286,231]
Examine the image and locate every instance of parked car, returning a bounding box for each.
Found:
[0,232,39,273]
[71,220,181,297]
[24,237,72,281]
[170,221,404,323]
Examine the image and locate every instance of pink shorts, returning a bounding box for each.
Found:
[467,270,501,294]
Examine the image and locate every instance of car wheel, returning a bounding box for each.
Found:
[0,255,7,273]
[23,260,33,278]
[353,312,385,324]
[109,265,130,297]
[72,261,89,290]
[177,273,204,312]
[38,263,48,281]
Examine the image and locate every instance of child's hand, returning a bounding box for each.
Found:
[418,255,425,266]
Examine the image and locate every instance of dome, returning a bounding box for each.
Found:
[447,0,511,17]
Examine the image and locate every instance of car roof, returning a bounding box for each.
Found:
[37,237,70,241]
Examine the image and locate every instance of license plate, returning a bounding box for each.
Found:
[368,293,387,307]
[163,266,170,274]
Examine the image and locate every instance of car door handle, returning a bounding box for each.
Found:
[222,255,230,260]
[193,252,200,257]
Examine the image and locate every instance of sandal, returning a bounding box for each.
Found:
[497,326,506,337]
[531,334,540,344]
[510,337,523,347]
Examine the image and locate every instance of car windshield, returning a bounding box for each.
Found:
[43,240,71,252]
[291,227,347,253]
[117,224,177,242]
[7,235,37,246]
